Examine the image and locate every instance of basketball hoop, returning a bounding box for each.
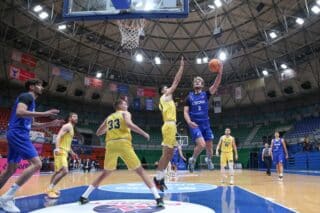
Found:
[117,19,146,49]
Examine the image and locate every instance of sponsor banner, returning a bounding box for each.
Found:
[84,77,103,89]
[31,199,215,213]
[145,98,154,111]
[99,182,217,194]
[11,50,37,67]
[52,66,73,81]
[136,87,144,97]
[117,84,129,94]
[213,96,222,113]
[0,159,39,175]
[9,65,35,81]
[235,86,242,100]
[143,88,156,97]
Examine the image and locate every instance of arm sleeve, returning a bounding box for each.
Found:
[206,91,211,99]
[17,93,33,106]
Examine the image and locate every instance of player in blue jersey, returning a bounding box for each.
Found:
[184,63,223,172]
[169,145,186,176]
[0,79,63,213]
[270,131,288,181]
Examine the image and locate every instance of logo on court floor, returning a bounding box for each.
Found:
[31,199,215,213]
[99,182,217,194]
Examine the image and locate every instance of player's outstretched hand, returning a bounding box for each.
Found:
[180,56,184,67]
[187,121,198,128]
[44,109,60,117]
[51,119,65,126]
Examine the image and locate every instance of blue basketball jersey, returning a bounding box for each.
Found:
[272,138,284,153]
[172,146,179,160]
[186,91,211,123]
[8,92,35,132]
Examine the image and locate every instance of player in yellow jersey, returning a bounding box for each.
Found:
[46,112,78,198]
[153,57,184,191]
[216,128,238,185]
[79,98,164,207]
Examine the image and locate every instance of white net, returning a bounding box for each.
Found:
[117,19,145,49]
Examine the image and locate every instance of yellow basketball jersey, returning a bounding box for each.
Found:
[221,135,234,153]
[59,124,74,152]
[105,111,132,143]
[159,95,176,122]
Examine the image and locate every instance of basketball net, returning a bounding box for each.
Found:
[117,19,145,49]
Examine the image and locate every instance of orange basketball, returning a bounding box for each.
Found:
[208,59,221,73]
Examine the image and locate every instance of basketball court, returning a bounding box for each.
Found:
[1,0,320,212]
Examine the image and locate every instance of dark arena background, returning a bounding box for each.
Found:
[0,0,320,212]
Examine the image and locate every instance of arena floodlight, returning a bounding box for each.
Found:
[196,58,202,64]
[218,51,227,61]
[33,5,43,13]
[96,72,102,78]
[135,53,143,62]
[154,56,161,65]
[295,17,304,25]
[58,24,67,30]
[269,31,277,39]
[280,63,288,69]
[39,11,49,20]
[214,0,222,8]
[311,5,320,14]
[262,70,269,76]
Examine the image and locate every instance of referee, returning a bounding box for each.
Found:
[262,143,272,176]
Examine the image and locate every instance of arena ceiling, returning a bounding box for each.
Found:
[0,0,320,90]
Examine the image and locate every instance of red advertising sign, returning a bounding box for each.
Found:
[12,50,37,67]
[84,77,103,88]
[9,65,36,81]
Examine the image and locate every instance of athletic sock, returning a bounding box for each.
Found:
[4,183,20,197]
[156,170,165,180]
[150,186,160,199]
[82,185,95,198]
[48,184,55,190]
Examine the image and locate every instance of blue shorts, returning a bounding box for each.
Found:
[6,130,38,163]
[189,123,214,142]
[273,152,284,165]
[170,157,179,166]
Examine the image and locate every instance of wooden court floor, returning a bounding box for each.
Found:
[0,170,319,213]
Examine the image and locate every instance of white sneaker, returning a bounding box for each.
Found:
[0,196,20,213]
[230,179,234,185]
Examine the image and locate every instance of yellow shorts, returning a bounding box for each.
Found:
[54,151,68,171]
[104,140,141,171]
[221,152,233,167]
[161,123,177,148]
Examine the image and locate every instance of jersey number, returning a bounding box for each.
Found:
[198,106,202,111]
[108,119,120,130]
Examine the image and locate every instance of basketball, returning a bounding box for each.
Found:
[208,59,221,73]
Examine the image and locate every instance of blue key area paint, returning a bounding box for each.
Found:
[0,185,295,213]
[98,182,217,194]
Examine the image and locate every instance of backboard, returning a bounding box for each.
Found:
[63,0,189,20]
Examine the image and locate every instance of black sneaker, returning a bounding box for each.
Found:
[156,197,164,208]
[153,177,167,192]
[79,196,89,205]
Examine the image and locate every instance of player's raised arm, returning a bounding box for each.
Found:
[165,56,184,96]
[96,118,108,136]
[208,62,223,95]
[123,111,150,141]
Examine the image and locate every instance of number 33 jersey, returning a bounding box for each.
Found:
[105,111,132,143]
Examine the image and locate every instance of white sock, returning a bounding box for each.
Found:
[280,173,283,177]
[82,185,95,198]
[156,170,165,180]
[48,184,55,190]
[4,183,20,197]
[229,163,234,176]
[150,186,160,199]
